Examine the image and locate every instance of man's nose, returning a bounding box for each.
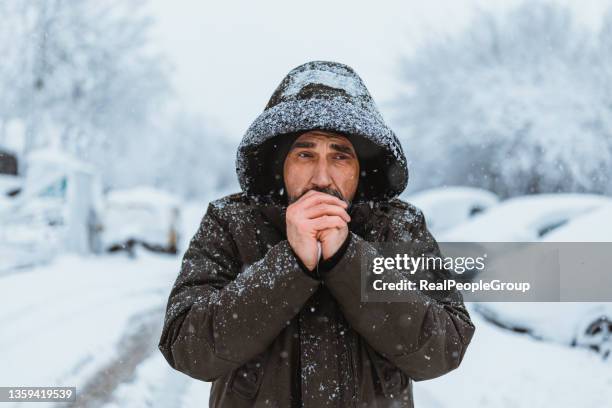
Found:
[311,159,332,187]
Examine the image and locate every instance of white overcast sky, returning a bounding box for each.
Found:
[148,0,607,138]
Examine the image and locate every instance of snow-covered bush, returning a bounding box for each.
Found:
[394,3,612,197]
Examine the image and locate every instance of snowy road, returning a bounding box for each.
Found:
[0,249,213,408]
[0,199,212,407]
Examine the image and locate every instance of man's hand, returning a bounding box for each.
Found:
[316,218,349,260]
[286,190,350,271]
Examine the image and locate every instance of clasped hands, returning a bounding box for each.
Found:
[286,190,350,272]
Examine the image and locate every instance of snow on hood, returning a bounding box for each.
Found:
[236,60,408,205]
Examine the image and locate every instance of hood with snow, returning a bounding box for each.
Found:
[236,60,408,205]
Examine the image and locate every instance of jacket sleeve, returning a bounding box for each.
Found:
[322,208,475,381]
[158,202,320,381]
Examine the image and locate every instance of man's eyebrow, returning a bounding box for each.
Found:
[330,143,356,156]
[290,141,316,150]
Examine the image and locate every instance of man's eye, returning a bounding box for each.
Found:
[298,152,313,158]
[334,154,349,160]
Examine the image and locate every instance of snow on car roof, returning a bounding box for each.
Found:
[403,186,500,235]
[542,203,612,242]
[440,193,612,242]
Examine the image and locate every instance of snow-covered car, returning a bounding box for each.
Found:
[404,186,498,235]
[100,187,181,254]
[542,203,612,242]
[475,302,612,359]
[440,194,612,358]
[439,193,611,242]
[0,149,103,272]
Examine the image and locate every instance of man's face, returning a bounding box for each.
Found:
[283,130,360,204]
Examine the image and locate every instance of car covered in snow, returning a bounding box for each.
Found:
[99,186,181,254]
[434,193,612,358]
[476,301,612,358]
[439,193,610,242]
[0,149,104,272]
[403,186,499,235]
[0,151,182,270]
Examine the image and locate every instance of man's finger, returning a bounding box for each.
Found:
[303,204,351,223]
[310,215,347,231]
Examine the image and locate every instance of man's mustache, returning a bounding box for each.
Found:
[292,186,350,206]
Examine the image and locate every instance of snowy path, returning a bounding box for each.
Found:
[99,349,211,408]
[64,306,165,407]
[0,250,193,407]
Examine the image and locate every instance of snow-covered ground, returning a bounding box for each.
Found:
[0,250,209,407]
[0,201,213,407]
[0,191,611,407]
[413,310,612,408]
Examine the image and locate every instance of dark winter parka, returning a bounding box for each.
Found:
[158,61,475,407]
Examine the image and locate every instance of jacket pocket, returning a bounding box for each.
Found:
[378,363,409,398]
[228,356,265,400]
[368,348,410,399]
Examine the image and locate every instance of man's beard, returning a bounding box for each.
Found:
[288,186,351,207]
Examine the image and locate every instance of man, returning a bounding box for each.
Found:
[159,61,475,407]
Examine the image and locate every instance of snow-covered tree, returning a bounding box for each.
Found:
[158,112,239,198]
[393,3,612,197]
[0,0,170,187]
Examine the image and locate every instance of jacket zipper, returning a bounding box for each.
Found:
[316,241,322,278]
[337,308,357,406]
[346,329,356,405]
[319,240,357,405]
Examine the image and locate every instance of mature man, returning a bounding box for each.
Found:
[159,61,475,407]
